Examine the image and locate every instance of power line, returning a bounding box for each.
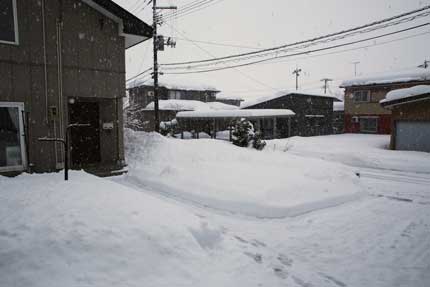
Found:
[161,22,430,74]
[239,30,430,69]
[163,12,430,70]
[158,0,224,21]
[171,37,262,50]
[160,5,430,67]
[163,22,280,91]
[126,67,153,82]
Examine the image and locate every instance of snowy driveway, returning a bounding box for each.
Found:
[1,133,429,286]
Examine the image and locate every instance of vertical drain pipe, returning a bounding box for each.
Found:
[41,0,48,123]
[56,1,64,168]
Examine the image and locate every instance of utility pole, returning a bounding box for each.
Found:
[152,0,177,133]
[418,60,429,69]
[321,78,333,94]
[292,67,302,90]
[352,61,360,77]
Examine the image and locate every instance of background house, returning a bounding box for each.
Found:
[241,91,338,138]
[127,81,220,108]
[0,0,151,175]
[127,99,238,132]
[340,69,430,134]
[215,93,244,107]
[333,101,344,134]
[126,81,223,131]
[380,85,430,152]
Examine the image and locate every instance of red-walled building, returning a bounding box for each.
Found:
[340,69,430,134]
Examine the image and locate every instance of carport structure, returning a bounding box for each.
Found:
[176,109,295,140]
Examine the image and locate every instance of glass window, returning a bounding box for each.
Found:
[168,90,181,100]
[0,0,19,44]
[353,91,370,103]
[0,103,25,171]
[360,117,378,133]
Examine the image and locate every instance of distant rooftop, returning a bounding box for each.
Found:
[380,85,430,106]
[144,100,238,111]
[215,93,244,101]
[127,80,220,92]
[341,69,430,87]
[176,109,295,119]
[240,90,339,109]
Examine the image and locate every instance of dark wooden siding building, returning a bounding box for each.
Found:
[0,0,152,175]
[241,92,337,137]
[126,83,220,131]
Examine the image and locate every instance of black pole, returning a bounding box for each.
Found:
[153,0,160,133]
[64,129,68,181]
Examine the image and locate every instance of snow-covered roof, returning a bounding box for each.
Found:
[240,90,338,109]
[144,100,238,111]
[127,79,220,92]
[176,109,295,119]
[341,69,430,87]
[380,85,430,105]
[333,101,344,112]
[215,93,244,101]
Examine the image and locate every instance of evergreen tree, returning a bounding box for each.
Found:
[232,118,253,147]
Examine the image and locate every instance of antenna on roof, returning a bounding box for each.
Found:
[321,78,333,94]
[351,61,360,77]
[292,67,302,90]
[418,60,429,69]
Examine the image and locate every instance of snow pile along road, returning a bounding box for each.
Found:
[122,130,365,218]
[266,134,430,174]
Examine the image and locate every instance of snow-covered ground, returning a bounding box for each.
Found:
[121,130,364,218]
[1,132,430,287]
[266,134,430,174]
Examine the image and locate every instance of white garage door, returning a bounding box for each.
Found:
[396,121,430,152]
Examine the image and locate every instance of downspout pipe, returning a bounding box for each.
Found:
[41,0,48,123]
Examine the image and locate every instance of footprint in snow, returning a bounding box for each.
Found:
[244,252,263,263]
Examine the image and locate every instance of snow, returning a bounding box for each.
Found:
[127,79,220,92]
[266,134,430,174]
[341,69,430,87]
[1,133,430,287]
[215,93,244,101]
[380,85,430,104]
[333,101,344,111]
[123,129,363,218]
[144,99,238,111]
[176,109,295,119]
[240,90,339,109]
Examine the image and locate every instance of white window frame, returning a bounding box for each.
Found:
[353,90,370,103]
[0,0,20,45]
[360,116,378,133]
[0,102,26,172]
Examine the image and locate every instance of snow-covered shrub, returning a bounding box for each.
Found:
[232,118,253,147]
[160,119,178,137]
[232,118,266,150]
[251,131,266,150]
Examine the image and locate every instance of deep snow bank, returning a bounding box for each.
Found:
[123,130,365,218]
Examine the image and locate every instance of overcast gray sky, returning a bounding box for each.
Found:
[116,0,430,100]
